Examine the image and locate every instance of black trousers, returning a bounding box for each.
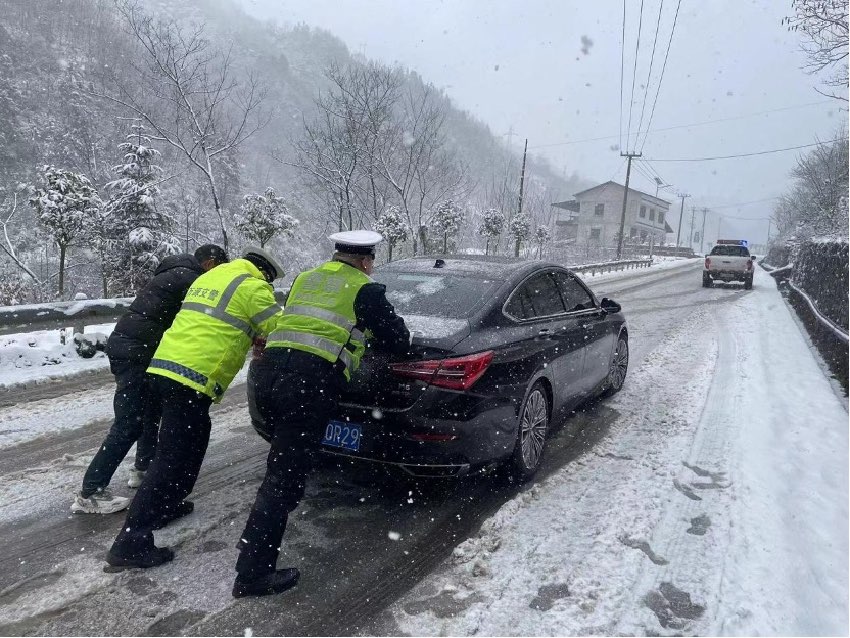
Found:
[110,376,212,557]
[81,358,162,497]
[236,349,342,580]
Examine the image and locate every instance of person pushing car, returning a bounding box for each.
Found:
[232,230,410,598]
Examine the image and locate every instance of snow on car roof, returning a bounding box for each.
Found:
[379,255,539,278]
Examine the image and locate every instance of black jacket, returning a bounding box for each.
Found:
[354,282,410,356]
[106,254,204,363]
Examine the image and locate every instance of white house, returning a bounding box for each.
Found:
[552,181,673,248]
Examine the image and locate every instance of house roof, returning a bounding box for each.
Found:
[551,200,580,212]
[574,181,672,207]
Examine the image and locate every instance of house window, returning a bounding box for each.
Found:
[640,230,648,241]
[649,209,656,221]
[589,228,601,240]
[658,211,665,224]
[594,203,605,216]
[639,206,646,218]
[630,227,638,238]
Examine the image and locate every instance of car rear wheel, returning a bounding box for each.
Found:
[702,273,712,288]
[744,276,753,290]
[508,381,550,482]
[602,335,629,396]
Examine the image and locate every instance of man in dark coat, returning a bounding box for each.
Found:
[70,244,228,515]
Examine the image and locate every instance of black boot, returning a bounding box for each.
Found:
[152,501,194,530]
[104,546,174,572]
[232,568,300,598]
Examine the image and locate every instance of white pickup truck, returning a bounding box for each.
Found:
[703,240,755,289]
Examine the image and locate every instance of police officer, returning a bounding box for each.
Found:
[71,244,228,515]
[106,246,285,570]
[233,230,410,598]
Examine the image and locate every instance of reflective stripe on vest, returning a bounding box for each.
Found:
[267,330,354,370]
[282,304,355,331]
[149,358,208,387]
[181,274,257,339]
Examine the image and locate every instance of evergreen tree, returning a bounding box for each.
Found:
[234,187,298,248]
[104,124,177,294]
[509,213,532,257]
[431,199,464,254]
[29,165,102,297]
[374,205,409,262]
[478,208,505,255]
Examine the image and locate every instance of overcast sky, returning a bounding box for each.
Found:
[239,0,844,245]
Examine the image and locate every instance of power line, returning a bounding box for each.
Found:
[646,138,847,162]
[619,0,627,154]
[635,0,665,146]
[639,0,682,153]
[625,0,646,152]
[706,196,781,209]
[529,100,833,150]
[637,158,667,183]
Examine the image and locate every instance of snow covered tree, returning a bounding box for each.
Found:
[478,208,505,255]
[104,124,177,294]
[374,205,409,262]
[509,213,532,257]
[234,187,298,248]
[431,199,464,254]
[534,225,551,258]
[29,165,102,297]
[784,0,849,102]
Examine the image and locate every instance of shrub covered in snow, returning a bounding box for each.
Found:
[234,187,298,248]
[374,205,409,261]
[431,199,464,253]
[508,213,531,257]
[478,208,505,255]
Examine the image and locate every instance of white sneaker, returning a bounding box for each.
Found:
[127,468,146,489]
[70,489,130,514]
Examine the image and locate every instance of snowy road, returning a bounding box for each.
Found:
[0,260,845,636]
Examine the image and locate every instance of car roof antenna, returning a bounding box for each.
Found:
[434,258,445,268]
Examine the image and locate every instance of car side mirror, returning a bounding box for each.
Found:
[751,256,757,261]
[600,298,621,314]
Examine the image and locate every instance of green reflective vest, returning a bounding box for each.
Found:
[266,260,370,380]
[147,259,282,401]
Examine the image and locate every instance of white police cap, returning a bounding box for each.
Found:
[242,245,284,280]
[329,230,383,255]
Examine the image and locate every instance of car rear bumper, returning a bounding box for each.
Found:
[324,397,518,477]
[705,270,750,281]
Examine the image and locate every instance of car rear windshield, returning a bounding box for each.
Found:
[710,245,750,257]
[375,272,500,318]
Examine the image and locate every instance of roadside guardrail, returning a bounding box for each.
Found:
[0,261,656,339]
[571,258,653,276]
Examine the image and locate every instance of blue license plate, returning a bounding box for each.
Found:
[322,420,362,452]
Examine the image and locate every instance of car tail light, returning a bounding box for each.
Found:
[746,259,753,270]
[389,351,494,391]
[704,257,711,269]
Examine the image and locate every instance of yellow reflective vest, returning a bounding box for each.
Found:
[147,259,282,401]
[266,260,370,380]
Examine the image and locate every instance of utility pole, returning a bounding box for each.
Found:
[675,193,690,248]
[699,207,708,254]
[515,138,528,258]
[517,138,528,217]
[767,218,772,244]
[617,152,642,260]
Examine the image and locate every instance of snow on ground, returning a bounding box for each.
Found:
[0,365,250,450]
[385,267,848,636]
[0,323,115,388]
